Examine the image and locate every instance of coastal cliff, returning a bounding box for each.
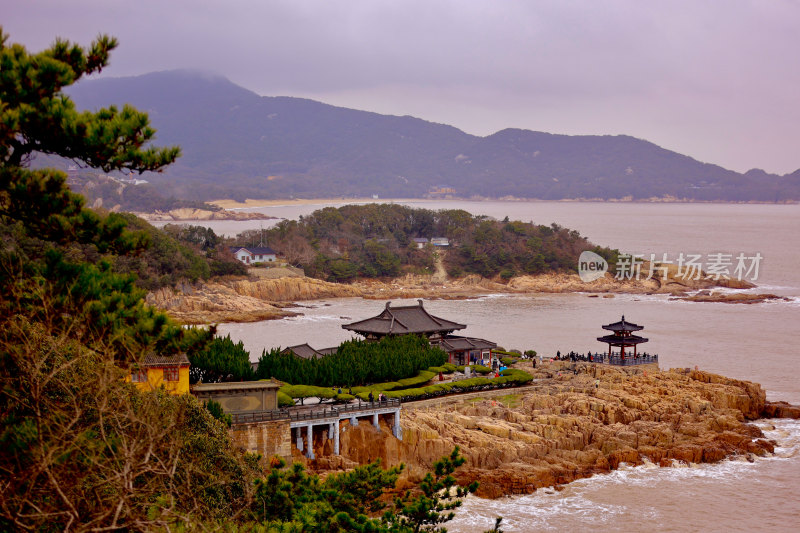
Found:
[146,276,365,323]
[304,363,793,499]
[137,207,274,221]
[147,266,771,323]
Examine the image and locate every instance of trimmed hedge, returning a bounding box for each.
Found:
[356,368,534,402]
[281,367,534,403]
[500,357,518,367]
[396,370,436,388]
[277,391,294,407]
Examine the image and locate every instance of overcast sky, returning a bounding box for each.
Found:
[5,0,799,174]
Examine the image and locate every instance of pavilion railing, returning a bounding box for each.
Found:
[603,354,659,366]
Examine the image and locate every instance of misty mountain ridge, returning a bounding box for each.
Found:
[57,69,799,202]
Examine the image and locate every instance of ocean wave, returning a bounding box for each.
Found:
[281,314,344,323]
[449,419,800,532]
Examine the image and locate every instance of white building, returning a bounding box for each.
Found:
[230,246,277,265]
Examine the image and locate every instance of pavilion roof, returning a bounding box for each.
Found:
[602,315,644,332]
[342,300,466,337]
[281,344,322,360]
[439,335,497,352]
[317,346,339,355]
[597,334,649,345]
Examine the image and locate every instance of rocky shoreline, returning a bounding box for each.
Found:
[301,362,800,499]
[146,266,781,324]
[136,207,276,221]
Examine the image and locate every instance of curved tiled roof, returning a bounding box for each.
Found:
[281,344,322,359]
[601,315,644,332]
[342,300,466,336]
[597,334,649,345]
[439,336,497,352]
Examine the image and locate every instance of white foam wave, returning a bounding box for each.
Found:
[476,293,511,301]
[282,314,343,323]
[449,419,800,532]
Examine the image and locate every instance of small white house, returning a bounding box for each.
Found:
[412,237,429,249]
[230,246,277,265]
[430,237,450,247]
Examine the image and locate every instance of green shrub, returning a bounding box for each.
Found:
[281,384,336,401]
[396,371,435,389]
[470,364,492,374]
[257,335,447,387]
[204,399,232,428]
[277,391,294,407]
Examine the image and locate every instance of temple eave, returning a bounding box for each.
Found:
[597,335,649,345]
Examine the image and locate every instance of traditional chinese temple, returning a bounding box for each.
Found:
[342,300,496,365]
[597,315,649,361]
[342,300,466,341]
[280,344,338,360]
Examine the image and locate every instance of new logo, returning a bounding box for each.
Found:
[578,251,608,282]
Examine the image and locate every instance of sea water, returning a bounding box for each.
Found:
[210,201,800,532]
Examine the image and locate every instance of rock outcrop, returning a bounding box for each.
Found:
[675,291,790,304]
[148,264,770,324]
[300,363,794,499]
[146,277,364,324]
[138,208,274,221]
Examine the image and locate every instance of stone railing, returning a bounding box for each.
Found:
[230,398,401,425]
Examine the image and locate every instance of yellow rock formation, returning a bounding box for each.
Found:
[301,363,781,499]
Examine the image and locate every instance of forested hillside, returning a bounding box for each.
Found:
[234,203,618,281]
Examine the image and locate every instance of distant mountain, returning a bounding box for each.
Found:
[57,70,799,202]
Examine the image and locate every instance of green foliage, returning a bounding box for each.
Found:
[188,333,255,384]
[471,364,492,374]
[396,370,436,388]
[0,319,257,530]
[205,399,233,428]
[257,335,447,387]
[0,30,500,531]
[386,447,478,532]
[280,384,337,405]
[240,203,616,281]
[0,30,179,172]
[354,368,534,402]
[0,31,252,529]
[484,517,505,533]
[250,450,478,533]
[277,390,295,407]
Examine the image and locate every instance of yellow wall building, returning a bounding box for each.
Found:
[128,353,191,395]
